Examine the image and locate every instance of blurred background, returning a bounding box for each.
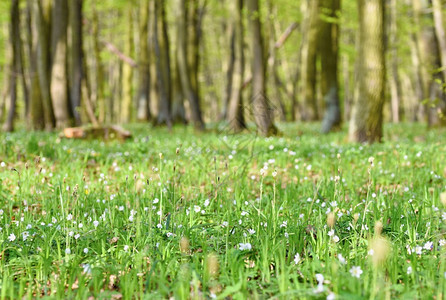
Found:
[0,0,445,142]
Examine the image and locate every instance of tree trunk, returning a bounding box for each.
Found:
[121,7,134,123]
[50,0,72,129]
[319,0,341,133]
[136,0,151,122]
[432,0,446,125]
[28,0,45,130]
[171,56,187,124]
[3,0,20,132]
[68,0,83,125]
[176,0,204,130]
[298,0,319,121]
[247,0,277,136]
[412,0,443,126]
[349,0,386,143]
[221,21,235,121]
[342,54,351,122]
[388,0,401,123]
[36,0,55,130]
[226,0,246,132]
[154,0,172,127]
[92,2,105,124]
[267,0,287,122]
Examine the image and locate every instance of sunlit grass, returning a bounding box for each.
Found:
[0,123,445,299]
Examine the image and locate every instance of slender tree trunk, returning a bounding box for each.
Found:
[433,0,446,81]
[267,0,287,122]
[227,0,246,132]
[36,0,55,130]
[221,24,235,121]
[92,2,105,124]
[342,54,351,122]
[298,0,319,121]
[136,0,151,122]
[3,0,20,132]
[247,0,277,136]
[121,7,134,123]
[50,0,71,129]
[69,0,83,125]
[388,0,401,123]
[349,0,386,143]
[432,0,446,125]
[81,52,99,126]
[412,0,442,126]
[319,0,341,133]
[28,0,45,130]
[171,55,187,124]
[154,0,172,127]
[176,0,204,130]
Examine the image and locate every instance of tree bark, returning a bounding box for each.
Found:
[136,0,151,122]
[432,0,446,125]
[247,0,277,136]
[92,2,105,124]
[68,0,83,125]
[298,0,319,121]
[319,0,341,133]
[121,7,134,123]
[36,0,55,130]
[221,23,235,121]
[226,0,246,132]
[412,0,443,126]
[176,0,204,130]
[349,0,386,143]
[3,0,20,132]
[154,0,172,127]
[28,0,45,130]
[267,0,287,122]
[50,0,72,129]
[388,0,401,123]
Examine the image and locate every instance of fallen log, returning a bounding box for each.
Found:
[61,125,132,141]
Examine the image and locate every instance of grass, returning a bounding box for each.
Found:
[0,122,445,299]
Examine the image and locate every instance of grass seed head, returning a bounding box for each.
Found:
[180,237,190,254]
[353,213,360,224]
[370,237,390,267]
[205,253,219,279]
[327,212,336,228]
[374,220,383,236]
[440,192,446,207]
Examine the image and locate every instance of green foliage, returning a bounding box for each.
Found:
[0,123,445,298]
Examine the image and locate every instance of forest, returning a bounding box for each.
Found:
[1,1,446,299]
[0,0,445,141]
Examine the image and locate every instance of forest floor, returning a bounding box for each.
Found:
[0,123,445,299]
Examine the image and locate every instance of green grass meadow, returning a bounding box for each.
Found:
[0,123,445,299]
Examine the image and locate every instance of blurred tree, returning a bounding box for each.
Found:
[69,0,83,125]
[176,0,204,130]
[136,0,151,122]
[412,0,443,126]
[154,0,172,127]
[121,6,134,123]
[319,0,341,133]
[298,0,319,121]
[349,0,386,143]
[36,0,54,130]
[3,0,21,132]
[50,0,72,129]
[247,0,277,136]
[388,0,401,123]
[227,0,246,132]
[432,0,446,125]
[28,0,44,130]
